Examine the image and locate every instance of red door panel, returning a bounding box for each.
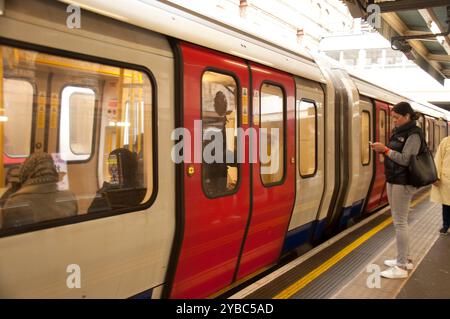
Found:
[366,100,389,212]
[170,42,251,298]
[236,63,296,279]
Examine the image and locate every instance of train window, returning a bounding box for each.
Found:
[298,99,317,177]
[389,111,394,135]
[441,123,447,141]
[201,71,239,197]
[379,109,387,163]
[0,45,154,231]
[428,120,434,151]
[60,86,96,161]
[260,83,285,186]
[3,79,33,158]
[434,122,440,151]
[361,111,371,165]
[417,115,424,129]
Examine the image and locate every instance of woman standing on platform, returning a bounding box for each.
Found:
[371,102,424,279]
[431,135,450,235]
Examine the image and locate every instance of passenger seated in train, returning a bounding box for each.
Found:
[87,148,146,213]
[203,90,237,195]
[0,166,21,208]
[0,152,78,228]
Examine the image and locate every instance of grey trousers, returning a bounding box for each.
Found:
[386,183,417,266]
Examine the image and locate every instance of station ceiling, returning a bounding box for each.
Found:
[342,0,450,86]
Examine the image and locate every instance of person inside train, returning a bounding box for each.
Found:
[371,102,425,279]
[0,152,78,228]
[431,134,450,235]
[0,166,22,208]
[203,90,236,195]
[87,147,145,213]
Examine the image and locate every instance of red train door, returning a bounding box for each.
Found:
[366,100,389,212]
[236,62,296,279]
[170,42,251,298]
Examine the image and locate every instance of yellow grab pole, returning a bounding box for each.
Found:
[0,46,5,187]
[129,71,135,152]
[116,68,124,148]
[137,72,143,155]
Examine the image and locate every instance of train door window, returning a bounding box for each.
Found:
[201,71,239,197]
[425,119,430,146]
[60,86,96,161]
[298,99,317,177]
[428,120,434,151]
[434,122,440,151]
[440,123,447,142]
[379,109,387,163]
[417,115,424,129]
[0,45,154,231]
[361,111,371,165]
[260,83,285,186]
[389,111,395,136]
[3,78,33,159]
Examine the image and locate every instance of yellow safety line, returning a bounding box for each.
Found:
[274,192,429,299]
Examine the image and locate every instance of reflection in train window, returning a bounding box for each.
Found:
[298,100,317,177]
[3,78,33,159]
[260,83,285,185]
[60,86,96,161]
[201,71,239,197]
[0,45,154,231]
[379,109,386,163]
[361,111,370,165]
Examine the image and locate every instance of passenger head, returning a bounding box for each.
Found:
[392,102,419,128]
[213,91,228,117]
[107,148,138,188]
[19,152,58,186]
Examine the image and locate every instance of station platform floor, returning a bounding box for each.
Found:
[229,189,450,299]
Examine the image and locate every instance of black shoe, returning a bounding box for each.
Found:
[439,227,449,235]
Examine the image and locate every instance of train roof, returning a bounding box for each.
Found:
[61,0,450,121]
[60,0,326,84]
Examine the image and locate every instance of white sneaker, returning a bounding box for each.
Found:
[384,259,413,270]
[380,266,408,279]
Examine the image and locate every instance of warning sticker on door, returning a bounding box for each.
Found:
[242,87,248,125]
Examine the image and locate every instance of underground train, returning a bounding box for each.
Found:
[0,0,449,299]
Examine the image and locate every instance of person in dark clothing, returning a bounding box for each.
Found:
[0,166,21,208]
[372,102,425,279]
[203,91,234,196]
[87,148,145,213]
[1,152,78,228]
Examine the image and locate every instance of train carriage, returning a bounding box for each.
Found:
[0,0,449,299]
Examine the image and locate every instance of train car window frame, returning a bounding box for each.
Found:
[59,85,97,162]
[2,77,35,159]
[0,40,158,238]
[200,68,242,199]
[259,81,287,187]
[361,110,371,166]
[297,98,318,178]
